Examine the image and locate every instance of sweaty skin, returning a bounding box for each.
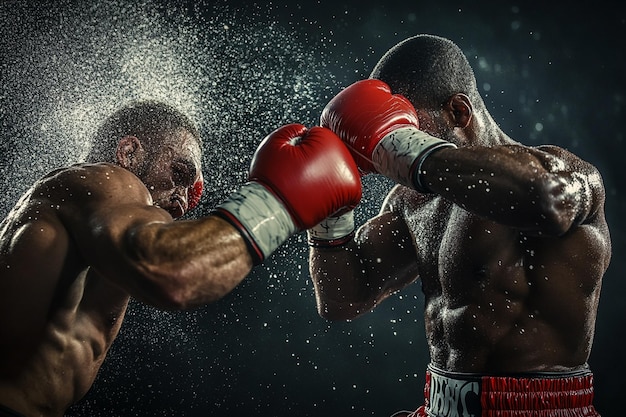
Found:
[309,112,611,374]
[0,131,252,416]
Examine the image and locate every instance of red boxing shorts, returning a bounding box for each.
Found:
[393,364,599,417]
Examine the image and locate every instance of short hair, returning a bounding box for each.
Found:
[85,101,201,163]
[370,34,482,111]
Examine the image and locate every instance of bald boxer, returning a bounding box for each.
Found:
[0,101,361,417]
[308,35,610,416]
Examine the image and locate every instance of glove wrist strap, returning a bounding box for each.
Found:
[307,210,355,248]
[372,127,457,192]
[214,182,296,263]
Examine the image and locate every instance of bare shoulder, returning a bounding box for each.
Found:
[0,163,156,271]
[1,163,152,243]
[44,162,173,240]
[36,162,172,228]
[37,163,152,209]
[25,163,174,262]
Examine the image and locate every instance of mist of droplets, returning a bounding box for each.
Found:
[0,0,355,213]
[1,1,403,415]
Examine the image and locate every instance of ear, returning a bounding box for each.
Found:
[445,93,473,129]
[115,136,145,170]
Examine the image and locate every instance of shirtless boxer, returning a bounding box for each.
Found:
[0,101,361,417]
[308,35,611,416]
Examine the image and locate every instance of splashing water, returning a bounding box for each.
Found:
[1,1,399,414]
[0,0,346,214]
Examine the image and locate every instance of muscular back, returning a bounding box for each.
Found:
[0,164,147,415]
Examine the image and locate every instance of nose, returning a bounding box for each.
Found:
[174,186,189,212]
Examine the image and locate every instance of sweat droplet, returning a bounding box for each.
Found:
[1,1,402,415]
[1,0,331,213]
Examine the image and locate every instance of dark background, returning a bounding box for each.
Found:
[1,1,624,416]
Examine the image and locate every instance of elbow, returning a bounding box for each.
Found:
[135,271,198,311]
[317,303,348,321]
[154,285,202,311]
[534,175,585,236]
[316,298,371,322]
[140,279,224,311]
[311,274,379,321]
[132,264,223,311]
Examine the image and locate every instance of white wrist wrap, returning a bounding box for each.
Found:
[307,210,355,241]
[217,182,297,260]
[372,127,457,192]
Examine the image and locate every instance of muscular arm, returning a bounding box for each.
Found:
[57,164,253,310]
[105,214,252,310]
[421,144,604,236]
[309,143,608,320]
[309,196,419,321]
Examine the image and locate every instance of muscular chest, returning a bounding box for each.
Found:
[404,198,533,300]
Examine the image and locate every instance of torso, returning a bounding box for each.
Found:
[390,185,606,373]
[0,165,134,416]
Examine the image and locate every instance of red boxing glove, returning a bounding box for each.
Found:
[321,79,420,173]
[249,124,361,228]
[187,172,203,212]
[321,79,456,191]
[215,124,361,263]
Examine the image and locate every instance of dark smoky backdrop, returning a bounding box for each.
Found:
[1,1,623,416]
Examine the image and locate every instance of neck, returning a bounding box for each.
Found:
[469,111,513,147]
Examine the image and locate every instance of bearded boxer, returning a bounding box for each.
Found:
[308,35,611,416]
[0,101,361,417]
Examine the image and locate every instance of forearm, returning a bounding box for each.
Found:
[126,215,253,309]
[420,145,594,235]
[308,211,419,320]
[309,242,374,320]
[318,78,595,235]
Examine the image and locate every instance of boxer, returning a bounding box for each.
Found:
[308,35,610,416]
[0,101,361,416]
